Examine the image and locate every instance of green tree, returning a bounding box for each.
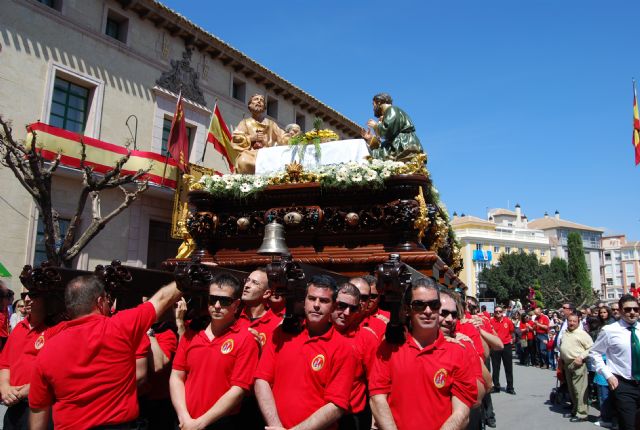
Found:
[567,231,594,305]
[539,257,571,309]
[478,251,541,303]
[532,280,544,308]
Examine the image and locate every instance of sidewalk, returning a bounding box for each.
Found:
[491,362,599,429]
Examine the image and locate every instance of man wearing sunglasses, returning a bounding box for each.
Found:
[439,289,490,430]
[330,283,378,430]
[369,278,478,430]
[0,290,64,430]
[489,306,516,395]
[590,294,640,430]
[255,275,356,430]
[29,275,183,430]
[351,277,386,339]
[169,274,259,430]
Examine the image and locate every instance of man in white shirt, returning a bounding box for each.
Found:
[590,294,640,430]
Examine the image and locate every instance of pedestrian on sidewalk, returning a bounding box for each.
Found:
[490,306,516,394]
[559,314,593,423]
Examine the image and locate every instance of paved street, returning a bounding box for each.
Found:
[491,361,599,430]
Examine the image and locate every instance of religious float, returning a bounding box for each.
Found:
[19,98,465,336]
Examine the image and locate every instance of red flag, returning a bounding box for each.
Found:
[168,93,189,173]
[205,103,235,173]
[633,81,640,165]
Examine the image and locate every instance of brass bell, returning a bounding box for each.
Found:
[257,221,291,256]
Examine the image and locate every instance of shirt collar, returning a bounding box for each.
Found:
[406,331,445,353]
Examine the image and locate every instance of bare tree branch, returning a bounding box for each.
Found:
[62,181,149,261]
[45,152,62,176]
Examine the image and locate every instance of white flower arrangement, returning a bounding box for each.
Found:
[197,159,420,199]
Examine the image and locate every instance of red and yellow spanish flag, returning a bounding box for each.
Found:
[168,93,190,173]
[205,103,235,173]
[633,80,640,165]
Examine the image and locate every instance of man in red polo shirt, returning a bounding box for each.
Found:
[490,305,516,395]
[29,275,182,430]
[351,277,386,338]
[170,273,260,430]
[532,306,551,368]
[255,275,356,430]
[369,278,478,430]
[238,268,282,348]
[330,282,378,430]
[0,290,64,430]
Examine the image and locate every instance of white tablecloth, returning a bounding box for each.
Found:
[254,139,370,175]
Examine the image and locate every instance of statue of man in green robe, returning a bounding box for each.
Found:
[360,93,425,163]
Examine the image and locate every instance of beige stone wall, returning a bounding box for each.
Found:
[0,0,354,292]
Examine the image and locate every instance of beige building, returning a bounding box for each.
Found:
[601,235,640,300]
[0,0,361,291]
[451,204,551,297]
[528,211,605,298]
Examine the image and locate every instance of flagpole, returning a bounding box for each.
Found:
[201,98,219,163]
[161,90,182,187]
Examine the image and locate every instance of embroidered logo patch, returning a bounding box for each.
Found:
[433,368,448,388]
[504,322,508,328]
[34,335,45,350]
[311,354,325,371]
[258,332,267,347]
[221,339,234,354]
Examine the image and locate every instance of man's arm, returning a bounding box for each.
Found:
[149,336,170,373]
[148,282,182,319]
[0,368,24,406]
[169,369,192,425]
[370,394,398,430]
[185,386,245,430]
[29,408,50,430]
[439,396,470,430]
[255,378,283,427]
[479,328,503,351]
[288,402,343,430]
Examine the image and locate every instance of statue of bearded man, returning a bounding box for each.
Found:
[231,94,287,174]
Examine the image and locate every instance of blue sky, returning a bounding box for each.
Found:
[162,0,640,239]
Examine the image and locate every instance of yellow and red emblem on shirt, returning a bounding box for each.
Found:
[504,322,508,328]
[433,368,448,388]
[221,339,234,354]
[311,354,325,371]
[258,332,267,347]
[34,335,45,350]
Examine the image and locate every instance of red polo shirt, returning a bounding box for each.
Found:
[254,324,356,430]
[236,308,282,348]
[361,314,387,339]
[173,321,259,419]
[457,321,485,360]
[29,302,156,430]
[0,318,63,385]
[490,317,515,345]
[342,325,378,413]
[534,314,550,334]
[369,332,478,430]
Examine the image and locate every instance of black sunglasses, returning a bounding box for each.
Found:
[208,295,235,307]
[440,309,459,319]
[336,301,360,313]
[359,294,370,302]
[369,293,379,300]
[623,306,640,313]
[410,299,441,313]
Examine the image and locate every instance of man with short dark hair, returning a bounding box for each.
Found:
[533,306,551,368]
[238,268,282,348]
[29,276,182,430]
[369,279,478,429]
[255,275,356,430]
[490,306,516,394]
[610,303,622,321]
[351,277,386,338]
[330,283,378,430]
[170,273,259,430]
[590,294,640,430]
